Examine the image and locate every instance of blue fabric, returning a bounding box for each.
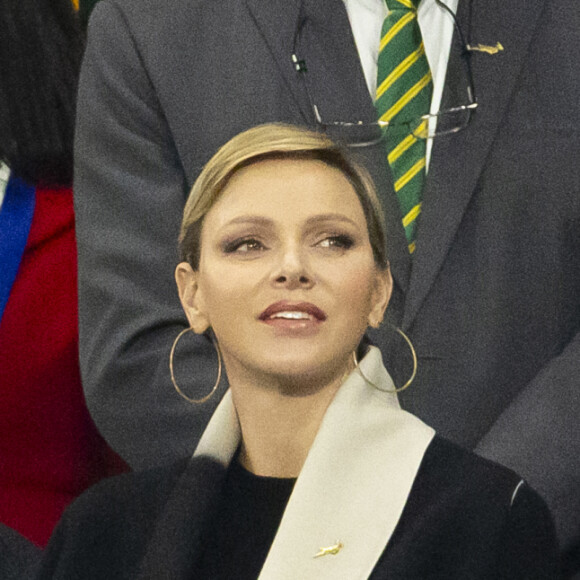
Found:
[0,176,36,323]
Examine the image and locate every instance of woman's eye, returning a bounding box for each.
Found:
[223,238,266,254]
[316,235,354,250]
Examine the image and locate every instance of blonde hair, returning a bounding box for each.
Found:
[179,123,388,269]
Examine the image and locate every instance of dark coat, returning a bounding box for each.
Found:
[36,437,559,579]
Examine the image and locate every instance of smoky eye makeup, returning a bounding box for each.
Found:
[305,215,362,243]
[218,226,274,255]
[307,219,362,252]
[316,233,355,249]
[216,218,275,256]
[221,236,267,254]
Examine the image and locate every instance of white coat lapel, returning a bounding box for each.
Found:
[193,347,435,579]
[259,347,434,579]
[193,388,240,466]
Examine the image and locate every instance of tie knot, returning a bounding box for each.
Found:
[385,0,420,12]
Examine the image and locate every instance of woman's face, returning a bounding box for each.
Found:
[176,158,392,390]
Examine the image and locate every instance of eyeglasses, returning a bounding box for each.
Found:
[292,0,478,148]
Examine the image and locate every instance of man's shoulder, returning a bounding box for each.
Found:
[87,0,255,64]
[94,0,200,19]
[90,0,229,32]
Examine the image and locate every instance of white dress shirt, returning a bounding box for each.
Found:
[342,0,459,167]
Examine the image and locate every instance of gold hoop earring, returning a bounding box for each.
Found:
[353,327,417,393]
[169,328,222,404]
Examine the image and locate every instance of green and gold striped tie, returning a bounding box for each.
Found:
[375,0,432,254]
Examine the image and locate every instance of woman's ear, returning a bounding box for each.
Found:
[175,262,210,334]
[368,266,393,329]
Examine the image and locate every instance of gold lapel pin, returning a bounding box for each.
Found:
[314,541,344,558]
[466,42,504,55]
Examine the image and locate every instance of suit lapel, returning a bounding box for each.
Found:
[243,0,310,123]
[403,0,547,327]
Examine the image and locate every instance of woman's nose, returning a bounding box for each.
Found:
[271,247,314,289]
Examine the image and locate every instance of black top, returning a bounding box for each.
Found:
[193,460,295,579]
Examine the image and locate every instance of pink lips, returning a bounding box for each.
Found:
[259,301,327,323]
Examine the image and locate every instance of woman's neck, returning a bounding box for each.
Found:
[229,368,349,479]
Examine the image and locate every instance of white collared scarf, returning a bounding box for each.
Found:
[194,346,435,580]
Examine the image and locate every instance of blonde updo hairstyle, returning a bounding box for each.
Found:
[179,123,388,271]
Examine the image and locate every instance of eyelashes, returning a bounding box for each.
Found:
[316,234,354,250]
[222,237,266,254]
[221,233,356,256]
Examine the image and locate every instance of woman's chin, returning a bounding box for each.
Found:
[221,341,355,393]
[256,355,351,393]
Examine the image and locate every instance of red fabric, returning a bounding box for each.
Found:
[0,185,128,547]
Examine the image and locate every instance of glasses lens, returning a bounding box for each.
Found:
[321,122,385,147]
[429,107,473,137]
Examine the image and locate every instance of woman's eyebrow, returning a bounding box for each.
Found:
[305,214,358,227]
[221,214,358,228]
[221,216,275,228]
